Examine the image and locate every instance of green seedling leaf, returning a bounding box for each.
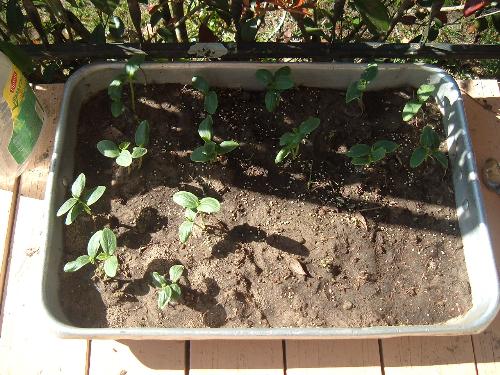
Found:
[198,115,213,142]
[71,173,86,198]
[279,132,299,147]
[135,120,150,147]
[185,208,197,221]
[83,186,106,206]
[116,150,133,167]
[111,100,124,117]
[351,156,371,165]
[108,78,123,100]
[402,99,423,121]
[432,150,448,169]
[275,66,291,78]
[125,54,146,79]
[169,265,184,283]
[158,287,172,309]
[265,90,279,112]
[371,146,386,162]
[191,146,212,163]
[173,191,200,209]
[152,271,166,288]
[192,76,209,94]
[373,140,399,153]
[57,198,78,217]
[103,255,118,277]
[97,140,120,158]
[346,82,362,103]
[256,69,273,86]
[410,147,428,168]
[119,141,131,150]
[198,198,221,213]
[417,84,435,102]
[179,220,194,243]
[273,74,294,91]
[204,91,218,114]
[87,230,103,259]
[170,283,181,300]
[96,253,108,261]
[218,141,239,154]
[64,255,91,273]
[275,148,291,164]
[131,147,147,159]
[66,204,83,225]
[109,15,125,40]
[347,144,371,158]
[420,125,440,149]
[298,117,320,135]
[360,63,378,82]
[100,228,117,256]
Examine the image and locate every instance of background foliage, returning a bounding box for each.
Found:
[0,0,498,81]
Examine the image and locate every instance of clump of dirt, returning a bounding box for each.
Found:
[58,83,471,328]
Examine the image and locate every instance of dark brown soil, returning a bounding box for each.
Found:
[59,83,472,328]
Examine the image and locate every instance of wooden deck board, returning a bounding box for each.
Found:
[189,340,284,374]
[89,340,186,374]
[286,340,382,374]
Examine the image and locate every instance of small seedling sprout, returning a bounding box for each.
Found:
[410,125,448,169]
[190,115,239,163]
[64,228,119,278]
[256,66,294,112]
[346,140,399,166]
[56,173,106,225]
[275,116,320,164]
[192,76,218,114]
[402,84,436,122]
[107,53,146,117]
[345,63,378,107]
[152,265,184,309]
[172,191,220,243]
[97,120,150,167]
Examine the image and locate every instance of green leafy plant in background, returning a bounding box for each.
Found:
[172,191,221,243]
[192,76,218,114]
[97,120,150,167]
[56,173,106,225]
[108,53,145,117]
[345,63,378,106]
[346,140,399,166]
[402,84,436,121]
[275,116,320,164]
[152,265,184,309]
[256,67,294,112]
[410,125,448,169]
[63,228,119,278]
[191,115,239,163]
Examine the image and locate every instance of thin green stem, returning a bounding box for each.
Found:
[129,80,136,114]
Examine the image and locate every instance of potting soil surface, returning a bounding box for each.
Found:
[60,84,472,328]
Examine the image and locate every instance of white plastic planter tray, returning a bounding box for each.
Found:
[41,62,499,339]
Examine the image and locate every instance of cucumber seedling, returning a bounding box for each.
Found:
[345,63,378,108]
[191,115,239,163]
[402,84,435,122]
[256,66,294,112]
[192,76,218,114]
[108,53,146,117]
[152,265,184,309]
[275,116,320,164]
[97,120,150,167]
[347,140,399,166]
[64,228,119,278]
[172,191,221,243]
[56,173,106,225]
[410,125,448,169]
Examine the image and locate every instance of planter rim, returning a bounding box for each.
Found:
[41,62,500,339]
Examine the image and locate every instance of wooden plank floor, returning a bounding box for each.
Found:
[0,80,498,374]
